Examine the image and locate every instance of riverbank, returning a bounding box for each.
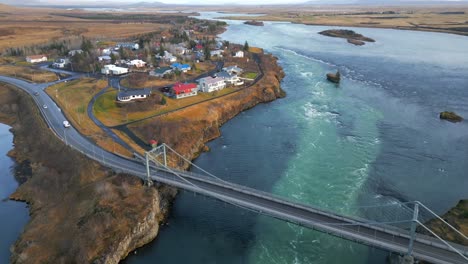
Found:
[126,51,285,169]
[216,6,468,37]
[0,44,285,262]
[0,83,176,263]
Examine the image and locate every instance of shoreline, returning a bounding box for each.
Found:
[0,83,176,263]
[0,43,286,262]
[217,16,468,37]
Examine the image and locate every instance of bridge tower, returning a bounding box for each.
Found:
[144,144,168,187]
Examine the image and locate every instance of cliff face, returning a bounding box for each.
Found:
[129,53,285,167]
[0,84,176,264]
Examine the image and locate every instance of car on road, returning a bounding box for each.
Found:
[43,104,47,109]
[63,121,71,128]
[34,92,39,96]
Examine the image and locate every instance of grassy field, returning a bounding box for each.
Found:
[242,72,258,79]
[120,76,175,89]
[94,87,237,127]
[0,65,58,83]
[0,4,173,51]
[218,6,468,36]
[46,78,132,157]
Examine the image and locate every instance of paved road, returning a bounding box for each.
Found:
[0,75,467,264]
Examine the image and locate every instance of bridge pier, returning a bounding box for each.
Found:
[388,254,415,264]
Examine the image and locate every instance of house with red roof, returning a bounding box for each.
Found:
[172,82,198,99]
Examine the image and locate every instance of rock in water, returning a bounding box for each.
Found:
[244,20,264,26]
[326,71,341,84]
[347,39,365,46]
[440,111,463,122]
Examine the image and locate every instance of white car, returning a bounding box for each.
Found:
[63,121,71,128]
[43,104,47,109]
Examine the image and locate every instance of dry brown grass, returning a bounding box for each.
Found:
[46,78,132,157]
[0,5,171,51]
[94,87,237,127]
[120,76,175,89]
[220,6,468,36]
[0,65,58,83]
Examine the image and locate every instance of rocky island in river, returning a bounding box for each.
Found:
[319,29,376,46]
[244,20,264,26]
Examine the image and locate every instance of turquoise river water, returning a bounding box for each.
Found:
[124,13,468,264]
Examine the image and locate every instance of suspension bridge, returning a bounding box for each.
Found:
[137,144,468,264]
[0,75,467,264]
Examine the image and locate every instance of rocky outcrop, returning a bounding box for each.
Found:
[244,20,264,26]
[347,39,365,46]
[0,84,176,264]
[129,52,285,169]
[439,111,463,123]
[418,200,468,247]
[319,29,375,46]
[326,71,341,84]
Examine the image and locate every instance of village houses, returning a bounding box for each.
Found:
[52,58,69,69]
[171,62,191,73]
[26,55,47,63]
[116,43,139,50]
[128,59,146,68]
[172,82,198,99]
[198,76,226,93]
[117,89,151,102]
[233,50,244,58]
[150,66,173,78]
[101,64,128,75]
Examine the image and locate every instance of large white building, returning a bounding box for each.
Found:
[198,76,226,93]
[101,65,128,75]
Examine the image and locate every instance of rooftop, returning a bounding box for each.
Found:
[117,88,151,98]
[200,76,225,85]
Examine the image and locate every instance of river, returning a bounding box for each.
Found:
[0,123,29,262]
[123,12,468,264]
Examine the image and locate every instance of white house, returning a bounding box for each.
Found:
[98,55,112,62]
[101,48,111,55]
[210,50,223,57]
[128,59,146,68]
[101,65,128,75]
[26,55,47,63]
[161,51,177,63]
[216,71,243,86]
[68,49,83,56]
[198,76,226,93]
[52,58,69,69]
[222,65,243,75]
[117,89,151,102]
[116,43,139,50]
[234,50,244,58]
